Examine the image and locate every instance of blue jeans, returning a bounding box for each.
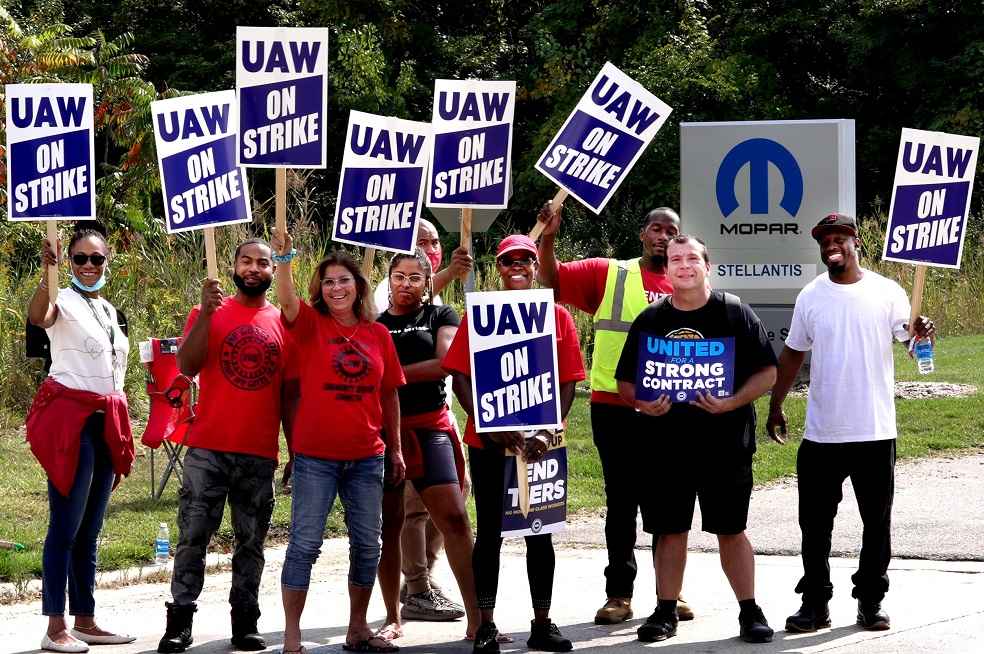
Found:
[282,454,384,590]
[42,413,115,616]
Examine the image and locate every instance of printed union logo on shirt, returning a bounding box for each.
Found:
[635,333,735,404]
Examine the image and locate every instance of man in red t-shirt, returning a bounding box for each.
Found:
[536,204,691,625]
[157,239,288,654]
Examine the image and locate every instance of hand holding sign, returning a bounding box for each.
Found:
[690,390,738,414]
[636,395,671,417]
[200,278,224,318]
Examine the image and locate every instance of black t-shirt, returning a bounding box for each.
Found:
[615,292,777,455]
[378,303,460,416]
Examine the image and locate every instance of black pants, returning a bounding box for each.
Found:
[591,402,642,599]
[796,438,896,604]
[469,445,555,611]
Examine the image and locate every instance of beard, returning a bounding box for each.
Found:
[233,273,271,297]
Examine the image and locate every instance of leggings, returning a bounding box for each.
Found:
[469,445,555,611]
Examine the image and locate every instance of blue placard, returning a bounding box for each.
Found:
[502,445,568,539]
[882,128,980,269]
[5,84,95,221]
[152,91,252,233]
[635,334,736,404]
[236,26,329,168]
[331,111,432,254]
[535,62,672,214]
[427,79,515,209]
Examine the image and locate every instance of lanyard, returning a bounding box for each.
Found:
[71,285,119,385]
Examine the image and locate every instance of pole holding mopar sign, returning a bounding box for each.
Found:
[466,289,562,433]
[502,431,568,539]
[235,27,329,168]
[427,79,515,209]
[332,111,432,254]
[535,62,672,215]
[634,334,736,404]
[882,128,979,269]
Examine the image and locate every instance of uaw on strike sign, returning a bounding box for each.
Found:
[882,128,980,269]
[635,334,736,403]
[427,79,515,209]
[152,91,252,232]
[332,111,432,254]
[5,84,95,221]
[236,26,329,167]
[467,289,562,432]
[536,62,671,214]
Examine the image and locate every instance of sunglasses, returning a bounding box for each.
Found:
[72,253,107,266]
[498,255,536,267]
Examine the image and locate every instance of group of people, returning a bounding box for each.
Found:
[26,201,933,653]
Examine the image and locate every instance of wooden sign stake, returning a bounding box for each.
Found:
[204,227,218,279]
[46,221,59,302]
[361,247,376,278]
[909,265,927,337]
[516,452,531,518]
[460,207,473,253]
[275,168,288,236]
[528,188,569,241]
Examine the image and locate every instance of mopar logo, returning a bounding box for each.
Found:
[716,138,803,235]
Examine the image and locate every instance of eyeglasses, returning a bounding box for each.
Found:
[390,272,426,286]
[72,253,107,266]
[321,276,355,289]
[497,255,536,268]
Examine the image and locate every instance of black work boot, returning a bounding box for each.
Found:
[527,619,573,652]
[637,606,678,642]
[784,599,831,633]
[231,605,266,650]
[738,603,774,643]
[857,600,891,630]
[158,602,197,653]
[473,621,500,654]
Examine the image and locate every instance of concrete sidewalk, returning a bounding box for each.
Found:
[3,542,982,654]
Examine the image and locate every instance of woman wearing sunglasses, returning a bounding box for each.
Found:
[442,235,585,653]
[26,223,136,653]
[272,230,405,654]
[374,249,480,643]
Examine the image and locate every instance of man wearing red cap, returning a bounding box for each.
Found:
[768,213,935,634]
[535,205,691,624]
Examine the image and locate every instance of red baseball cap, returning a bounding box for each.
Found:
[496,234,538,259]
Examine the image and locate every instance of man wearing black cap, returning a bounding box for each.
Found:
[767,213,935,633]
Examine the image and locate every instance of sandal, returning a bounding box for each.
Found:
[375,623,403,641]
[343,635,399,653]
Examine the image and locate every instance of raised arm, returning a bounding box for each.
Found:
[431,246,473,297]
[177,280,223,376]
[28,238,60,328]
[535,201,562,289]
[271,228,300,322]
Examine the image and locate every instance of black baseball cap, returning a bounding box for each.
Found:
[811,212,858,241]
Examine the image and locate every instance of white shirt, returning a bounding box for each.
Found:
[785,269,910,443]
[46,287,129,394]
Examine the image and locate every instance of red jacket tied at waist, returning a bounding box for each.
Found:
[400,408,465,490]
[26,377,135,497]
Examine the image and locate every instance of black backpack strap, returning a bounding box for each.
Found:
[115,306,129,338]
[721,291,745,332]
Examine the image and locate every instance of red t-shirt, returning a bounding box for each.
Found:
[442,304,586,448]
[179,297,288,460]
[284,301,405,460]
[556,258,672,405]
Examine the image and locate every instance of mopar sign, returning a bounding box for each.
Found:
[716,138,803,235]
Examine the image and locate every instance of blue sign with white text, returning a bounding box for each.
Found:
[473,334,557,429]
[502,447,568,539]
[635,335,735,404]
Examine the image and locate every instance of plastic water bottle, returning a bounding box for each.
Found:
[914,338,934,375]
[155,522,170,565]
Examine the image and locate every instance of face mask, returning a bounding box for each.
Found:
[427,251,441,272]
[71,273,106,292]
[233,273,271,297]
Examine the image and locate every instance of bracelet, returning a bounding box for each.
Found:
[272,248,297,264]
[39,277,48,290]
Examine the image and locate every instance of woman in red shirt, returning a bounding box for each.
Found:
[273,230,405,654]
[442,235,585,653]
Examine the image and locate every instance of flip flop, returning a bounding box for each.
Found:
[374,624,403,641]
[343,635,399,653]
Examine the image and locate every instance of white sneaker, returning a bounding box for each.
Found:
[41,633,89,653]
[70,628,136,645]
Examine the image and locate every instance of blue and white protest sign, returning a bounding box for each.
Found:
[236,26,329,168]
[152,91,252,233]
[427,79,515,209]
[5,84,95,221]
[635,334,735,404]
[332,110,432,254]
[502,438,567,539]
[881,128,980,269]
[535,62,672,214]
[467,289,561,432]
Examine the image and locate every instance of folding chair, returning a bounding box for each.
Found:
[140,337,196,500]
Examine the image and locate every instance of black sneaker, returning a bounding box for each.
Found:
[473,621,500,654]
[739,604,774,643]
[637,607,678,643]
[785,600,831,633]
[527,620,573,652]
[857,601,891,631]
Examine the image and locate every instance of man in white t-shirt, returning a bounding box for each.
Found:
[767,213,935,634]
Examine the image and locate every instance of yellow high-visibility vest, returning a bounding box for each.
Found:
[591,258,650,394]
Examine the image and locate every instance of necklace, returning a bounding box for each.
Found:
[331,314,361,342]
